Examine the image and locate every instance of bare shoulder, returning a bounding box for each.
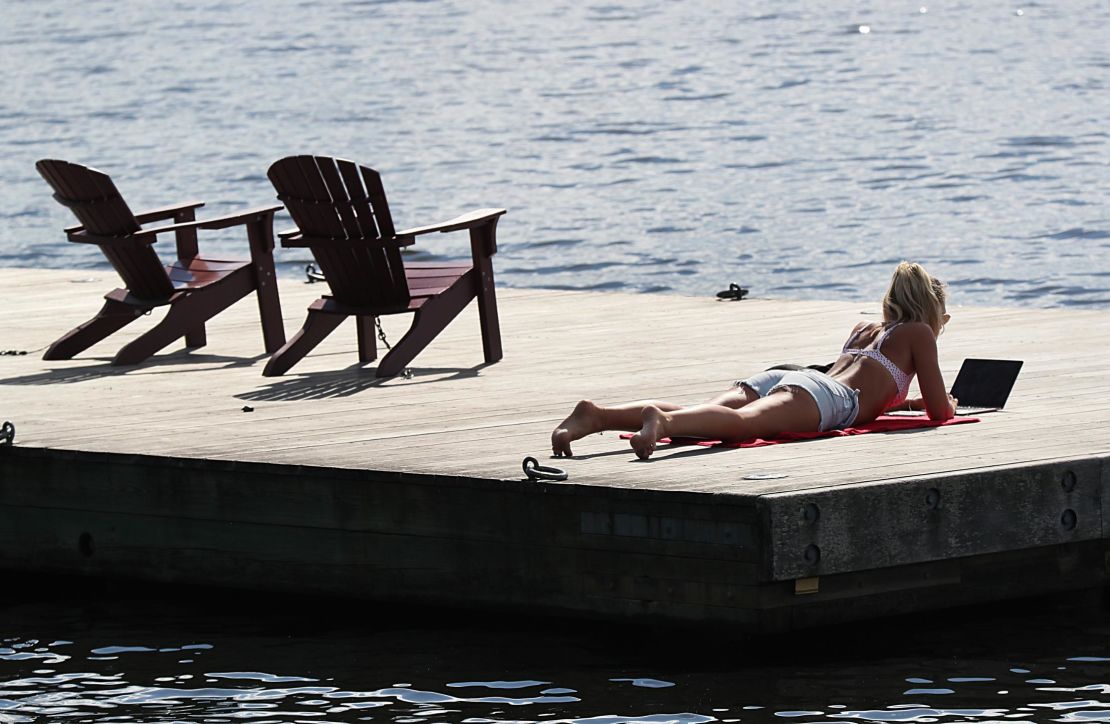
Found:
[895,322,939,353]
[895,321,935,339]
[852,319,886,336]
[843,322,879,346]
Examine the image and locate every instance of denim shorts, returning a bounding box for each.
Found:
[737,368,860,432]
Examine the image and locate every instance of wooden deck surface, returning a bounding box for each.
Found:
[2,267,1107,495]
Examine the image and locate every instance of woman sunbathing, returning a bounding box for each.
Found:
[551,261,957,459]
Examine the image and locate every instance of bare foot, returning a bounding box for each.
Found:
[551,399,602,457]
[629,405,667,460]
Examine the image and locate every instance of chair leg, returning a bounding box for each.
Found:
[468,222,503,363]
[256,279,286,354]
[262,310,346,376]
[184,324,207,349]
[356,316,377,363]
[112,278,253,366]
[43,297,146,361]
[472,255,502,363]
[247,217,286,354]
[113,298,202,365]
[375,281,473,378]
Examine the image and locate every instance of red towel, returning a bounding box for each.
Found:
[620,415,979,449]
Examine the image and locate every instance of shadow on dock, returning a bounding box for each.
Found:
[237,363,495,401]
[0,352,266,385]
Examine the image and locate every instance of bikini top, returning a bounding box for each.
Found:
[841,322,913,405]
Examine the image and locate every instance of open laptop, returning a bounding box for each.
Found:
[950,358,1023,414]
[889,358,1023,416]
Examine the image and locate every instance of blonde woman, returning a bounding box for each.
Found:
[551,261,957,459]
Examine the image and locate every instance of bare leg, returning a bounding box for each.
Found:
[551,398,684,457]
[707,382,761,409]
[630,389,821,460]
[550,384,760,457]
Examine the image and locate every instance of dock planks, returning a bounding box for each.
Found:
[1,267,1107,630]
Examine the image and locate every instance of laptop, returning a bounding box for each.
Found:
[950,358,1023,414]
[889,358,1024,416]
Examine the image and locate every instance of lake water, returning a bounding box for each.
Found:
[2,3,1109,721]
[3,583,1110,724]
[2,1,1108,307]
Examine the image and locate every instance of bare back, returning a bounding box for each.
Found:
[827,321,950,422]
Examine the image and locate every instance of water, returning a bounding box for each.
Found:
[2,1,1109,307]
[3,3,1109,720]
[3,584,1110,724]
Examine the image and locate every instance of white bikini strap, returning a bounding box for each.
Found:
[876,322,902,348]
[842,323,867,351]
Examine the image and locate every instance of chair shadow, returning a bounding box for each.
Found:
[237,362,494,401]
[0,350,267,386]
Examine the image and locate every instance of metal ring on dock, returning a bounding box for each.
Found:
[522,456,568,481]
[304,263,326,284]
[716,282,749,300]
[0,421,14,446]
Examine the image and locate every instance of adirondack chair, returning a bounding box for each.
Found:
[35,159,286,365]
[263,155,504,377]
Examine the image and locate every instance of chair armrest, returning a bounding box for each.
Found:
[132,200,206,224]
[63,205,280,245]
[278,229,415,249]
[139,205,283,236]
[396,208,507,237]
[59,201,207,235]
[64,229,159,245]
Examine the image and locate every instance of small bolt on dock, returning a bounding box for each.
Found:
[1,268,1107,632]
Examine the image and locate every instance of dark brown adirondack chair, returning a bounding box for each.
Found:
[263,155,504,378]
[35,159,286,365]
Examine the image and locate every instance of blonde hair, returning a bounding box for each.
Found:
[883,261,947,334]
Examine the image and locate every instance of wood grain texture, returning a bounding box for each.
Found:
[2,267,1105,490]
[2,268,1107,629]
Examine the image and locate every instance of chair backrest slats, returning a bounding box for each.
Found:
[360,165,396,239]
[317,158,380,307]
[294,156,364,304]
[37,159,137,236]
[35,159,174,300]
[357,164,408,298]
[269,155,411,309]
[332,158,394,307]
[268,157,348,301]
[319,158,370,240]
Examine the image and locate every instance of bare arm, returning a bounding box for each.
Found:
[885,396,920,413]
[888,395,954,414]
[909,324,956,420]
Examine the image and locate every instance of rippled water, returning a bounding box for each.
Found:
[4,6,1108,719]
[3,586,1110,724]
[2,1,1109,307]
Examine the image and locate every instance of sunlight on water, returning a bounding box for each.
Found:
[3,593,1110,724]
[1,0,1107,307]
[2,639,1110,723]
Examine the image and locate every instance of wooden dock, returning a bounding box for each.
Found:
[1,267,1107,631]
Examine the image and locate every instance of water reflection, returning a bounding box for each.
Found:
[1,585,1109,724]
[2,1,1108,308]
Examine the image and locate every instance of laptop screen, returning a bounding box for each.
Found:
[949,359,1024,409]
